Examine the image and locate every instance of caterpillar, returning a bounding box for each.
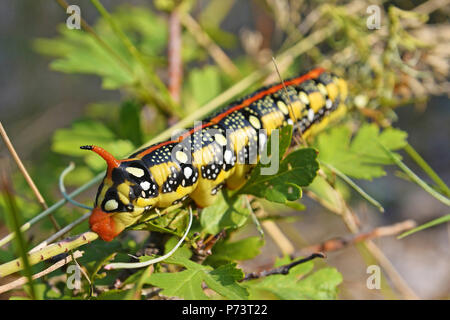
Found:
[82,68,348,241]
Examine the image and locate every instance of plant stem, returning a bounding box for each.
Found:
[320,161,385,212]
[0,172,103,248]
[0,173,36,299]
[89,0,182,117]
[0,232,98,278]
[0,122,60,231]
[380,143,450,206]
[404,143,450,197]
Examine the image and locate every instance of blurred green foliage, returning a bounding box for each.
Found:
[1,1,448,301]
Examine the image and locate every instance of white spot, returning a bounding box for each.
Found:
[224,150,233,163]
[104,199,119,211]
[140,181,150,190]
[184,167,193,179]
[259,133,267,150]
[249,115,261,129]
[326,99,333,109]
[176,151,188,163]
[308,109,315,122]
[214,133,227,146]
[287,119,294,125]
[126,167,145,178]
[277,100,289,115]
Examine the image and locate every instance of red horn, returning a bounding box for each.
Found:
[80,145,120,172]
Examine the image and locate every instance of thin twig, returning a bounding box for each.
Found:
[262,220,295,256]
[295,220,417,256]
[307,178,420,299]
[180,13,241,79]
[168,7,183,105]
[0,121,60,231]
[0,250,84,295]
[242,253,325,281]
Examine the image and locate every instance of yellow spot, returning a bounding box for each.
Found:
[214,133,227,146]
[249,115,261,129]
[277,100,289,115]
[308,91,325,112]
[317,83,327,96]
[326,83,339,101]
[126,167,145,178]
[299,91,309,105]
[337,78,348,100]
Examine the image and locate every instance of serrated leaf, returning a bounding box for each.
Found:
[315,124,408,180]
[146,255,248,300]
[200,193,250,234]
[237,125,318,205]
[34,5,167,90]
[238,148,319,204]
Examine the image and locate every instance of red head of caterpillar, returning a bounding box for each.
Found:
[81,145,160,241]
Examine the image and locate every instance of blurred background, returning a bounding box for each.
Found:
[0,0,448,299]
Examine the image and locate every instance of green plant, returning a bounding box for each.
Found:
[0,0,448,300]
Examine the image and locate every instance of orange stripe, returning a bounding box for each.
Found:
[135,68,325,159]
[210,68,325,123]
[136,140,176,158]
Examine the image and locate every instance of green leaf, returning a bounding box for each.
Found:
[398,214,450,239]
[237,125,319,205]
[315,124,408,180]
[118,100,143,146]
[51,119,134,170]
[146,255,248,300]
[200,193,250,234]
[34,5,168,90]
[205,236,264,266]
[164,236,193,260]
[184,66,222,111]
[238,149,319,204]
[244,257,342,300]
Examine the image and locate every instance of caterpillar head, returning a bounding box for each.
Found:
[81,146,159,241]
